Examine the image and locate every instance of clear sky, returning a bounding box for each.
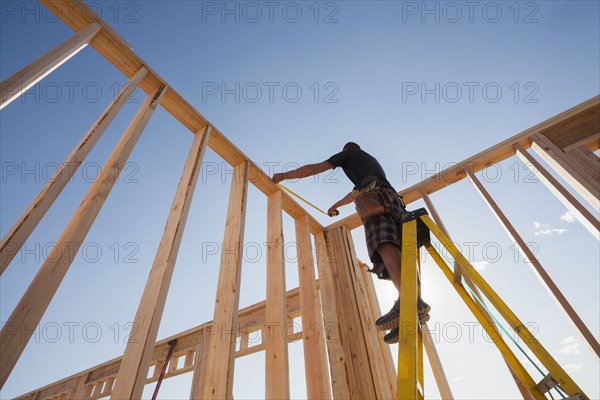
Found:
[1,1,599,399]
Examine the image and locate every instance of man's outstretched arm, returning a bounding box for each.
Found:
[328,190,359,216]
[272,161,333,183]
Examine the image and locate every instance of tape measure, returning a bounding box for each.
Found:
[278,184,338,217]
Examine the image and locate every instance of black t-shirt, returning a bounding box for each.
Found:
[326,149,394,191]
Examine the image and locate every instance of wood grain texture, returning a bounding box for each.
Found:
[0,86,166,389]
[265,191,290,399]
[0,22,101,108]
[0,67,148,275]
[111,126,211,399]
[201,162,249,400]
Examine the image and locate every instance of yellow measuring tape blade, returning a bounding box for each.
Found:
[277,184,331,216]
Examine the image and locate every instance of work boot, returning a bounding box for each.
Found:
[375,297,432,331]
[375,299,400,331]
[383,313,431,345]
[384,327,399,344]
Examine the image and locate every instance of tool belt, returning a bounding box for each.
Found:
[354,178,396,224]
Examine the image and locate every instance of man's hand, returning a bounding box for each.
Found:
[327,206,339,217]
[272,173,285,184]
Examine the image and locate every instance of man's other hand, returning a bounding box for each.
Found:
[272,173,285,184]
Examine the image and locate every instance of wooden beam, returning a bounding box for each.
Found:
[314,233,351,399]
[265,191,290,399]
[188,343,205,400]
[540,104,600,150]
[467,167,600,359]
[325,227,379,399]
[295,215,331,399]
[110,126,211,399]
[66,373,88,400]
[515,143,599,241]
[567,146,600,183]
[563,133,600,152]
[36,0,324,236]
[357,261,397,395]
[342,230,394,398]
[0,67,148,275]
[15,286,303,400]
[0,86,166,389]
[327,96,600,231]
[531,134,599,212]
[0,22,101,109]
[201,162,249,399]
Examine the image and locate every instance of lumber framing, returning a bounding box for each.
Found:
[264,191,290,399]
[295,215,331,399]
[467,167,600,359]
[36,0,324,236]
[420,191,535,399]
[14,288,304,400]
[531,134,600,212]
[110,126,211,399]
[2,1,598,398]
[515,142,600,240]
[0,86,166,389]
[0,67,148,275]
[329,95,600,231]
[200,162,249,400]
[0,22,101,109]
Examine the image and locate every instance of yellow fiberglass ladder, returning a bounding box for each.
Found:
[395,208,589,400]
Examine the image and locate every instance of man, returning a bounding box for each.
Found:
[273,142,430,344]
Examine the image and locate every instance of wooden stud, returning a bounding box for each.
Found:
[358,261,397,395]
[184,350,194,369]
[111,126,211,399]
[565,147,600,184]
[265,191,290,399]
[189,343,207,400]
[0,67,148,275]
[467,167,600,359]
[515,143,599,240]
[201,161,249,399]
[0,22,101,109]
[295,215,331,399]
[325,226,382,399]
[341,229,394,399]
[327,228,370,398]
[314,233,351,399]
[0,86,166,389]
[531,134,599,212]
[563,133,600,152]
[66,374,88,400]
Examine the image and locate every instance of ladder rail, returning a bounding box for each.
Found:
[397,219,423,399]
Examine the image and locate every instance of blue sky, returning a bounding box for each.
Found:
[1,1,599,399]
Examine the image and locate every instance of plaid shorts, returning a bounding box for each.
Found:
[363,187,405,266]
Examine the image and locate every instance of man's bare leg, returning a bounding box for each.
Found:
[377,242,402,291]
